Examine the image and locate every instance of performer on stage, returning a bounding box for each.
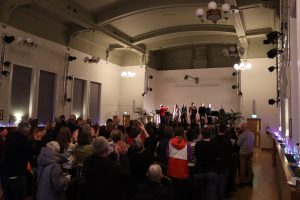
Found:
[173,104,180,125]
[206,103,213,124]
[189,103,197,124]
[198,103,206,128]
[160,104,168,124]
[180,105,187,126]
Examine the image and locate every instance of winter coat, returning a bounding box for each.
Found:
[167,136,192,179]
[36,147,69,200]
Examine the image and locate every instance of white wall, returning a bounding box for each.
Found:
[0,25,122,125]
[241,58,280,148]
[155,68,240,112]
[118,65,145,120]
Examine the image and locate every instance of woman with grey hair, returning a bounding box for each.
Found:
[36,141,71,200]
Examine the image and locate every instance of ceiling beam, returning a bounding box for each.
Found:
[132,24,236,43]
[225,0,249,57]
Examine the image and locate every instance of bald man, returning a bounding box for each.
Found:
[136,164,173,200]
[237,123,255,187]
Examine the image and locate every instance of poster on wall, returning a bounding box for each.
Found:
[0,110,3,120]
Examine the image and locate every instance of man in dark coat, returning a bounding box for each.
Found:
[84,136,130,200]
[1,122,33,200]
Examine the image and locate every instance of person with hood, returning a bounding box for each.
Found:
[36,141,71,200]
[167,126,192,200]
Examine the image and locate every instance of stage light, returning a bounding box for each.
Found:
[148,87,152,91]
[263,31,282,44]
[3,35,15,44]
[267,49,283,59]
[68,55,77,61]
[65,97,72,102]
[238,91,243,96]
[268,66,277,72]
[184,75,188,80]
[149,75,153,79]
[66,75,73,80]
[268,98,280,105]
[232,72,237,76]
[232,85,238,89]
[184,75,199,83]
[1,70,9,76]
[3,61,11,67]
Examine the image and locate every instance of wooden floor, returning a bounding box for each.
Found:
[231,148,279,200]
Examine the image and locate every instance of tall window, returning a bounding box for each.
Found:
[9,65,32,121]
[89,82,101,123]
[37,71,56,123]
[72,78,85,118]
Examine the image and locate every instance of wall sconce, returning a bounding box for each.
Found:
[83,56,100,64]
[184,75,199,83]
[68,55,77,61]
[16,37,39,48]
[3,35,15,44]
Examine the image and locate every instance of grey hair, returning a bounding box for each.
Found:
[17,121,31,135]
[147,164,162,182]
[46,141,60,153]
[92,136,109,155]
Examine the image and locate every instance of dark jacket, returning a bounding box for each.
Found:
[136,180,173,200]
[1,132,33,177]
[194,140,217,173]
[84,154,130,200]
[211,134,233,171]
[36,148,69,200]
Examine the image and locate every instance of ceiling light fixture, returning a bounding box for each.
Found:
[196,1,231,23]
[83,30,100,64]
[16,37,39,48]
[234,60,252,71]
[121,71,136,78]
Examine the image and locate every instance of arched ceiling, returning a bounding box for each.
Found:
[0,0,279,68]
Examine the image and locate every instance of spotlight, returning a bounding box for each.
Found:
[3,61,11,67]
[267,49,283,59]
[263,31,282,44]
[68,55,77,61]
[232,72,237,76]
[66,75,73,80]
[268,98,280,105]
[65,97,72,102]
[1,70,9,76]
[232,85,238,89]
[148,87,152,91]
[268,66,277,72]
[3,35,15,44]
[184,75,189,80]
[142,92,146,97]
[238,91,243,96]
[149,75,153,79]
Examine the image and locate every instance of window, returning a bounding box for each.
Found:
[37,71,56,123]
[9,65,32,121]
[72,78,85,118]
[89,82,101,123]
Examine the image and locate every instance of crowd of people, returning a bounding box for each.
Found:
[0,113,255,200]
